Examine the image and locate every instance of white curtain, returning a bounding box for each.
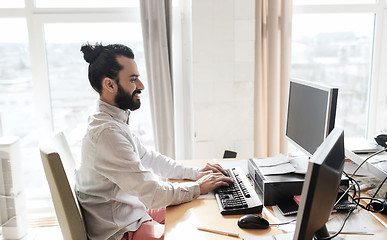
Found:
[254,0,293,158]
[171,0,194,160]
[140,0,175,158]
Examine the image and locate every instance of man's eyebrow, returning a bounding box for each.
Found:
[130,74,140,78]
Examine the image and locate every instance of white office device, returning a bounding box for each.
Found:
[0,136,28,239]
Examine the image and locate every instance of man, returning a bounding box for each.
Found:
[76,43,233,240]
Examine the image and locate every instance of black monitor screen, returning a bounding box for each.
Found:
[286,79,338,156]
[293,128,345,240]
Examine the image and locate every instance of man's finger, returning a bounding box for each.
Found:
[212,164,227,175]
[206,163,227,175]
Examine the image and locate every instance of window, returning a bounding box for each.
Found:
[294,0,377,4]
[0,3,154,219]
[35,0,138,8]
[0,18,44,200]
[0,18,33,137]
[382,9,387,131]
[44,22,154,159]
[0,0,24,8]
[291,1,387,138]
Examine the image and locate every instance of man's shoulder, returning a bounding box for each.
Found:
[89,112,119,126]
[87,113,121,135]
[87,112,131,139]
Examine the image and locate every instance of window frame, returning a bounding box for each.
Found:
[0,0,142,213]
[0,1,141,133]
[293,1,387,139]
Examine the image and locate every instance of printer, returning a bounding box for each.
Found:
[248,158,350,206]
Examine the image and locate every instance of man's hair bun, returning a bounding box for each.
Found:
[80,42,104,64]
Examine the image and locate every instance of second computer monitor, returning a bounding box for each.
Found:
[293,128,346,240]
[286,78,338,156]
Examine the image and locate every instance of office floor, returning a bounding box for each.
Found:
[1,227,62,240]
[1,217,62,240]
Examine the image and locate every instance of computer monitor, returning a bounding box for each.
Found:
[293,127,345,240]
[286,78,338,156]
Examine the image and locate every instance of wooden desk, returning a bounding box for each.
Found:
[165,159,387,240]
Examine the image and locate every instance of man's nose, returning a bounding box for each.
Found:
[137,78,144,90]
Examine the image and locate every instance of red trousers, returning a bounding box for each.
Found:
[121,208,165,240]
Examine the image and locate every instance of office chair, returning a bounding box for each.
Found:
[40,132,88,240]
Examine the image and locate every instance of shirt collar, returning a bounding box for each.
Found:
[98,100,130,124]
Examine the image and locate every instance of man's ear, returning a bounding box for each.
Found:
[102,77,116,93]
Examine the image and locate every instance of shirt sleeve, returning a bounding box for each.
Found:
[133,134,198,180]
[93,126,200,209]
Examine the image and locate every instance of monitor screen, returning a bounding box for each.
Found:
[293,127,345,240]
[286,78,338,156]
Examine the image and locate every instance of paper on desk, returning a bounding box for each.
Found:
[368,157,387,164]
[272,205,297,233]
[251,154,289,167]
[259,163,296,175]
[326,209,371,234]
[273,206,373,235]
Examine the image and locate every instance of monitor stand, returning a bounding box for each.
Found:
[289,155,310,174]
[315,225,344,240]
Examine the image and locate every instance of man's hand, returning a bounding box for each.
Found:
[196,172,234,195]
[196,163,227,180]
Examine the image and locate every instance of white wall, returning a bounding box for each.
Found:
[191,0,256,159]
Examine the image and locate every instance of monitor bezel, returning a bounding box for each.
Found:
[293,127,345,240]
[285,78,338,156]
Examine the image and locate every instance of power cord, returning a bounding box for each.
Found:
[342,172,386,213]
[315,175,359,240]
[317,172,385,239]
[350,147,387,177]
[271,160,386,239]
[364,177,386,212]
[268,219,296,226]
[315,209,355,240]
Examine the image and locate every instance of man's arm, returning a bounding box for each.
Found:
[94,128,233,208]
[133,135,198,180]
[134,134,227,180]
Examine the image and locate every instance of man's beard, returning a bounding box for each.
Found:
[115,84,141,111]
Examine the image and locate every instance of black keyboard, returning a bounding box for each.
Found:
[214,167,263,215]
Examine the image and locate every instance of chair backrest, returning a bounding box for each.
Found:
[40,133,87,240]
[50,132,77,189]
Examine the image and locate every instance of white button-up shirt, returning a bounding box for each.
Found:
[75,100,200,240]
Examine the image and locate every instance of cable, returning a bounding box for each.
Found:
[269,219,296,226]
[316,172,386,239]
[342,172,361,207]
[313,174,358,239]
[351,147,387,177]
[335,182,355,207]
[315,209,355,240]
[371,176,387,199]
[342,173,386,213]
[366,176,386,212]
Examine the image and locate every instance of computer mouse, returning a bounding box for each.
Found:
[237,214,270,229]
[375,134,387,148]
